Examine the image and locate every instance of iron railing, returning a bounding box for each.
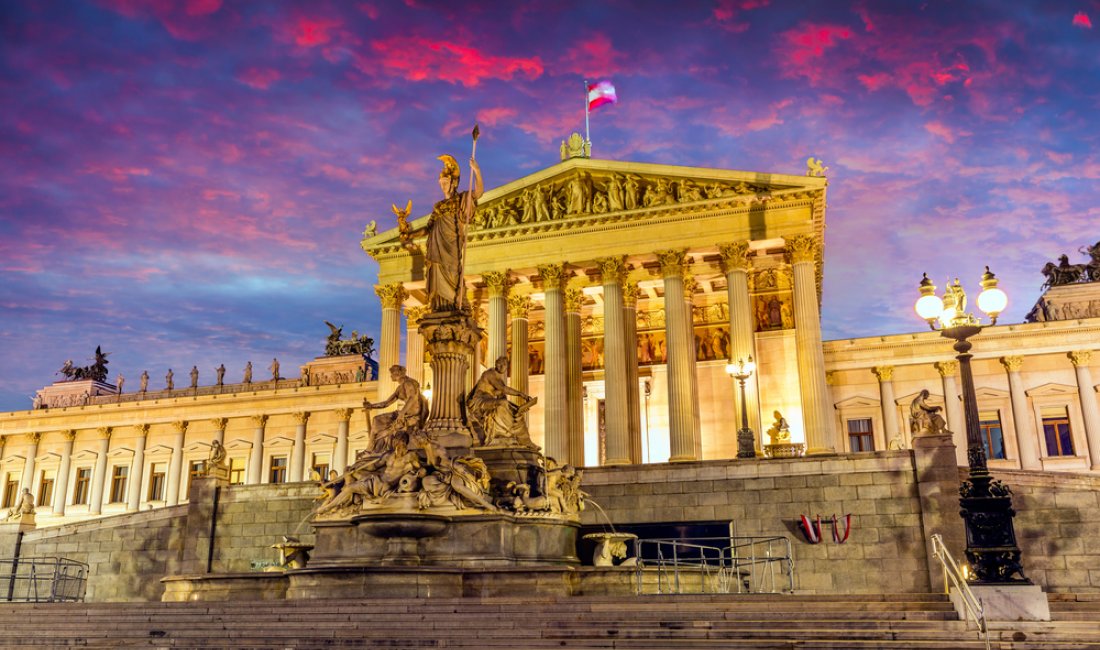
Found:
[0,557,88,602]
[930,533,989,650]
[633,534,794,595]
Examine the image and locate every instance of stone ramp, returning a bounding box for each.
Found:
[0,594,1097,649]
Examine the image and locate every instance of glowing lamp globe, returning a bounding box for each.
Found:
[977,267,1008,320]
[915,294,944,322]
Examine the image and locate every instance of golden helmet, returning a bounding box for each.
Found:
[437,154,460,182]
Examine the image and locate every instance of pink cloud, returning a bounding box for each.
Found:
[81,165,152,183]
[712,0,770,32]
[476,107,518,127]
[558,32,625,76]
[236,67,282,90]
[1073,12,1092,28]
[293,16,342,47]
[777,23,853,84]
[98,0,226,41]
[924,120,966,143]
[366,36,543,87]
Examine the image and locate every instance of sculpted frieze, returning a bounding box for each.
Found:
[469,171,772,232]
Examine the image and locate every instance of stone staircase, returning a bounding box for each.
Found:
[0,593,1097,649]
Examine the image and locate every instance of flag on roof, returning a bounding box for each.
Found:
[587,80,617,111]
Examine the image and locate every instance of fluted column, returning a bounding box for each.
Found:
[166,420,188,506]
[466,292,484,391]
[623,282,643,463]
[1069,351,1100,469]
[719,241,761,438]
[405,306,428,383]
[657,249,698,462]
[53,430,76,515]
[935,361,966,465]
[1001,356,1040,470]
[375,283,408,397]
[484,271,511,364]
[126,424,149,512]
[334,408,352,473]
[683,275,703,459]
[540,263,569,462]
[787,235,835,453]
[872,366,899,447]
[89,427,111,515]
[594,256,629,465]
[247,415,268,485]
[565,288,586,465]
[290,412,309,482]
[19,432,40,494]
[508,294,531,395]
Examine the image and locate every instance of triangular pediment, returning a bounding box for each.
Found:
[362,158,825,254]
[834,395,880,409]
[1025,382,1078,397]
[974,387,1010,399]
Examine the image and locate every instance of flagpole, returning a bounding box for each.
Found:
[583,78,590,146]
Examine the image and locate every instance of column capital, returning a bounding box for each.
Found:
[508,294,532,319]
[209,418,228,430]
[375,283,408,310]
[871,366,894,382]
[172,420,189,434]
[26,432,41,444]
[1069,350,1093,367]
[62,429,77,442]
[250,414,269,427]
[1000,356,1024,372]
[785,235,818,265]
[718,241,752,274]
[406,305,429,326]
[97,426,113,439]
[934,360,959,378]
[622,282,641,309]
[655,249,688,278]
[537,263,569,292]
[564,288,586,314]
[334,408,353,422]
[682,275,699,300]
[483,271,512,298]
[596,256,629,285]
[292,411,311,424]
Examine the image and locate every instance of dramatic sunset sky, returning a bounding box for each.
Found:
[1,1,1098,411]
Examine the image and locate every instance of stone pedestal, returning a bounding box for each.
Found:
[420,310,481,452]
[950,584,1050,621]
[35,379,116,409]
[475,447,544,488]
[168,475,230,576]
[300,354,368,386]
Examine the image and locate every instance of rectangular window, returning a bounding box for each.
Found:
[979,411,1006,460]
[37,471,55,507]
[2,475,18,508]
[1041,406,1075,457]
[188,460,205,484]
[229,457,245,485]
[847,418,875,453]
[147,463,166,501]
[269,456,288,484]
[311,453,330,481]
[72,467,91,505]
[109,466,128,503]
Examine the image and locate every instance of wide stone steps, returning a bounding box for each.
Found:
[0,594,1097,649]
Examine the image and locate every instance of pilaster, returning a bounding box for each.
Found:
[1000,356,1041,470]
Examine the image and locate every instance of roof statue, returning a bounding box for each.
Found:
[806,157,828,177]
[56,346,110,383]
[323,321,374,358]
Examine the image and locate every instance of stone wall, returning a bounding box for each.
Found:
[580,450,935,594]
[991,469,1100,593]
[210,482,318,573]
[18,506,186,601]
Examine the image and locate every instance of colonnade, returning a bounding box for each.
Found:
[375,236,836,465]
[870,350,1100,470]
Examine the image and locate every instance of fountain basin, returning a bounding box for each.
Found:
[355,513,449,539]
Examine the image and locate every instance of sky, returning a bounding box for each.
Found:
[1,0,1099,412]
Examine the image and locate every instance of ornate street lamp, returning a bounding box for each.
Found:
[914,268,1030,584]
[725,356,757,459]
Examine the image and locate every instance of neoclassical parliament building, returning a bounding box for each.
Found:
[1,145,1098,532]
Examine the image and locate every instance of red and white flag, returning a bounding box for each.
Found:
[587,80,617,111]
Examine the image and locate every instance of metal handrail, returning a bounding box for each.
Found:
[633,535,794,595]
[0,557,88,602]
[930,534,989,650]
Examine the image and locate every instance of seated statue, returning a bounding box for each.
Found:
[364,365,429,454]
[766,411,792,444]
[6,488,34,519]
[910,389,950,436]
[418,454,495,511]
[466,355,538,447]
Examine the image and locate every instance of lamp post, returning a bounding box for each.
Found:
[914,268,1030,584]
[726,356,757,459]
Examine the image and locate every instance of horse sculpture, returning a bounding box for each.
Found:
[1041,255,1088,288]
